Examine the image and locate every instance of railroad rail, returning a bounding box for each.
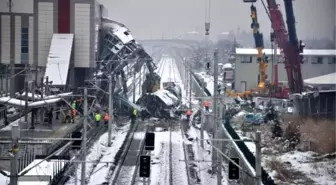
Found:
[108,120,148,185]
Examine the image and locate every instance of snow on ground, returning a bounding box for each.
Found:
[170,129,190,185]
[148,128,171,185]
[65,123,130,185]
[231,113,336,184]
[0,171,8,185]
[195,72,223,95]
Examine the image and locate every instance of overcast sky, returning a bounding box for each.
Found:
[98,0,335,40]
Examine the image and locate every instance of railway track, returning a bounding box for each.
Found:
[56,125,107,185]
[107,120,148,185]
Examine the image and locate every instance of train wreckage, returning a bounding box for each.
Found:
[137,82,183,118]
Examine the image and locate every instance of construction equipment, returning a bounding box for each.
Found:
[266,0,305,94]
[229,0,304,99]
[228,1,268,98]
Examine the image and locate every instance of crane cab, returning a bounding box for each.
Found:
[243,0,257,2]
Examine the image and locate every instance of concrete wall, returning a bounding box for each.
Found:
[234,54,336,92]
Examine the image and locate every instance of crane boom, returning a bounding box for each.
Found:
[250,4,268,89]
[266,0,304,93]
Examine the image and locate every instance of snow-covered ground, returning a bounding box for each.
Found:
[231,112,336,185]
[65,123,130,185]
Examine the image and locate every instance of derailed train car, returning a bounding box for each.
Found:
[137,82,182,118]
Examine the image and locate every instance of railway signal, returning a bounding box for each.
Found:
[228,158,240,179]
[71,131,82,150]
[139,155,151,177]
[145,133,155,151]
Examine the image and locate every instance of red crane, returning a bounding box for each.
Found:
[266,0,304,94]
[243,0,305,95]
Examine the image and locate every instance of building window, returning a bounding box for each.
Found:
[21,27,29,53]
[328,57,336,64]
[241,56,252,63]
[312,56,323,64]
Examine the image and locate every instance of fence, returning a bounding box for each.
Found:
[192,72,276,185]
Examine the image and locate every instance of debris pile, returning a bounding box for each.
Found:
[136,89,181,119]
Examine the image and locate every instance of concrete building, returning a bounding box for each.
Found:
[0,0,107,95]
[234,48,336,92]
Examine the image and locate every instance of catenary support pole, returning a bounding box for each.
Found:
[255,130,262,185]
[189,61,192,108]
[212,49,219,173]
[24,81,28,124]
[216,103,224,185]
[31,82,35,129]
[10,123,19,185]
[139,66,142,95]
[81,88,88,185]
[108,76,113,147]
[45,76,49,96]
[133,72,136,103]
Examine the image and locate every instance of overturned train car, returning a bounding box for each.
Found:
[137,83,182,118]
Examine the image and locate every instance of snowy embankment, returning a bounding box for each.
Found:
[65,123,130,185]
[195,72,224,96]
[231,111,336,184]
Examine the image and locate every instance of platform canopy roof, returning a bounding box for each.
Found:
[304,72,336,85]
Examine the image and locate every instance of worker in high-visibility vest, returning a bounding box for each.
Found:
[204,101,210,112]
[131,108,137,124]
[104,113,109,126]
[95,112,102,127]
[186,109,192,121]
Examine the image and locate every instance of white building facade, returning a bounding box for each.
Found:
[234,48,336,92]
[0,0,107,93]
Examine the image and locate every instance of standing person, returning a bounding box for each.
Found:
[204,101,210,112]
[130,108,137,124]
[104,112,109,126]
[95,112,101,126]
[186,109,192,121]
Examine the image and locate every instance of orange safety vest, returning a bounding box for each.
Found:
[72,109,76,117]
[104,113,110,121]
[186,110,192,116]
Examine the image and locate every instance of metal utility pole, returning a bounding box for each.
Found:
[81,88,88,185]
[216,103,224,185]
[10,123,19,185]
[108,76,113,147]
[24,81,28,123]
[8,0,15,98]
[133,72,136,103]
[212,49,219,174]
[45,76,49,96]
[6,65,9,95]
[139,66,142,95]
[255,130,262,185]
[189,61,192,108]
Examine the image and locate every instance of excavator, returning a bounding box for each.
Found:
[228,0,304,99]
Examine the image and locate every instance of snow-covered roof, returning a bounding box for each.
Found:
[16,92,72,100]
[45,34,73,86]
[222,63,233,69]
[304,72,336,85]
[101,17,134,44]
[0,97,61,108]
[236,48,336,56]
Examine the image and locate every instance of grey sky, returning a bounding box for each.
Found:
[98,0,335,40]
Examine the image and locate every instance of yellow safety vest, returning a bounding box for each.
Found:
[132,109,137,116]
[95,114,101,121]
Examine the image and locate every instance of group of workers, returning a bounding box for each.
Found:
[93,100,212,125]
[185,100,210,121]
